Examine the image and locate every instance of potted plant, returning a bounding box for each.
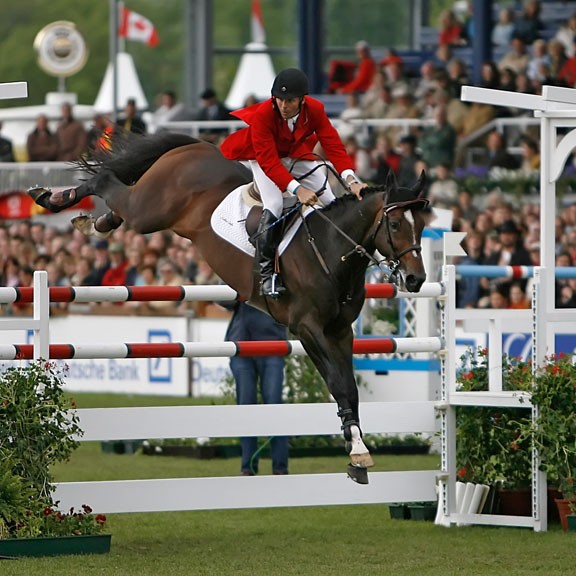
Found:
[0,361,110,557]
[525,354,576,531]
[455,348,533,515]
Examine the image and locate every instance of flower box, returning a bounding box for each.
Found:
[0,534,111,558]
[407,503,437,521]
[388,504,410,520]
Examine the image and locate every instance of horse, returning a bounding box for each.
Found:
[29,132,430,484]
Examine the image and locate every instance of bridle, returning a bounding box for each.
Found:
[371,197,430,279]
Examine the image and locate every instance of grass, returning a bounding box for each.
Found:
[3,393,574,575]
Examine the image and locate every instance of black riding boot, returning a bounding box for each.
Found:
[255,209,286,298]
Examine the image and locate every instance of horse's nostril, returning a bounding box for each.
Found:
[405,275,424,293]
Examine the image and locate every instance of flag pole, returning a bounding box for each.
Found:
[118,1,126,53]
[109,0,119,121]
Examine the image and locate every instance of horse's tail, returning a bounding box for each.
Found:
[75,132,201,185]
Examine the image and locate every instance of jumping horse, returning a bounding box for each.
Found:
[29,132,430,484]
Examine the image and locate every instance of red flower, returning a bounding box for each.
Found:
[43,507,53,516]
[457,466,468,479]
[95,514,107,525]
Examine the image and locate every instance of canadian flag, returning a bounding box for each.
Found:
[251,0,266,44]
[119,6,159,47]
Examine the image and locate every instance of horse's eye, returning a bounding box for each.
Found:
[389,221,401,233]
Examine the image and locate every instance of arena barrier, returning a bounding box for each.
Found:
[456,265,576,279]
[2,265,558,530]
[1,271,448,515]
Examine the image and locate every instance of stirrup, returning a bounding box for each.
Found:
[261,273,286,299]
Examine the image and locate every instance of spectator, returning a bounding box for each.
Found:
[414,60,439,102]
[508,282,531,309]
[224,300,288,476]
[343,136,373,182]
[481,60,501,90]
[195,88,232,143]
[427,162,459,209]
[56,102,87,161]
[369,134,401,184]
[384,86,420,147]
[498,36,530,75]
[147,258,184,313]
[153,90,189,128]
[418,105,456,169]
[397,133,421,188]
[196,88,232,122]
[460,0,474,45]
[27,115,58,161]
[476,130,520,171]
[87,239,111,286]
[446,57,469,99]
[383,59,410,97]
[456,229,486,308]
[527,39,550,82]
[438,10,464,47]
[548,39,568,78]
[492,7,516,48]
[336,93,363,140]
[336,40,376,94]
[0,122,14,162]
[482,285,510,309]
[512,0,543,45]
[519,134,540,172]
[87,114,114,157]
[555,13,576,58]
[101,243,128,287]
[485,218,532,294]
[362,83,393,121]
[115,98,147,135]
[499,67,517,93]
[558,38,576,87]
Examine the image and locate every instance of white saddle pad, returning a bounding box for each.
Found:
[211,184,313,257]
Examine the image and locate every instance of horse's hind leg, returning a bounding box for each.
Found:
[296,323,373,483]
[72,211,124,239]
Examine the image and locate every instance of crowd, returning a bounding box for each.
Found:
[1,1,576,312]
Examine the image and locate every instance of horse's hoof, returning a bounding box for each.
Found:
[28,186,52,204]
[350,452,375,468]
[347,464,369,485]
[71,215,112,239]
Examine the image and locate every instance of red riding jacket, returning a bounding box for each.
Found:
[220,96,354,191]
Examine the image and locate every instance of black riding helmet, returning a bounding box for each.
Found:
[271,68,309,99]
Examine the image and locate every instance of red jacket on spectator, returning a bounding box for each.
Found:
[558,58,576,87]
[339,56,377,93]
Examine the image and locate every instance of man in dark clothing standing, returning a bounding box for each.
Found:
[225,301,289,476]
[0,122,14,162]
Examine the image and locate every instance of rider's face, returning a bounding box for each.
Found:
[275,96,302,119]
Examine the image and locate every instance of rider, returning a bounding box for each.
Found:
[220,67,367,298]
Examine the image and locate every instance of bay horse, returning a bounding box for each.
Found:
[29,132,429,484]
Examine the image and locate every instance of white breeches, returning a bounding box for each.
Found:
[248,158,337,218]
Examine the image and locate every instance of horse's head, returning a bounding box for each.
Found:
[373,170,429,293]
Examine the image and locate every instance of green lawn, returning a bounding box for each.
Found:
[2,393,573,576]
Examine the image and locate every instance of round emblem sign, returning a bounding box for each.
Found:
[34,21,88,78]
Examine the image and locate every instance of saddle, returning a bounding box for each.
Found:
[242,183,301,246]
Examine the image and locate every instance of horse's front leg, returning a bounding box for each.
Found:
[297,323,373,484]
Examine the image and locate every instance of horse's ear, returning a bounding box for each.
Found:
[385,169,398,203]
[411,170,427,197]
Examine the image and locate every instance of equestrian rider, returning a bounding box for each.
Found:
[220,68,366,298]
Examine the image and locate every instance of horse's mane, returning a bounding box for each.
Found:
[321,184,425,219]
[74,132,201,185]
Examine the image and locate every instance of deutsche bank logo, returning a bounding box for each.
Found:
[148,330,172,383]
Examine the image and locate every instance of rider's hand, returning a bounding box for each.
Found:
[296,186,318,206]
[348,181,366,201]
